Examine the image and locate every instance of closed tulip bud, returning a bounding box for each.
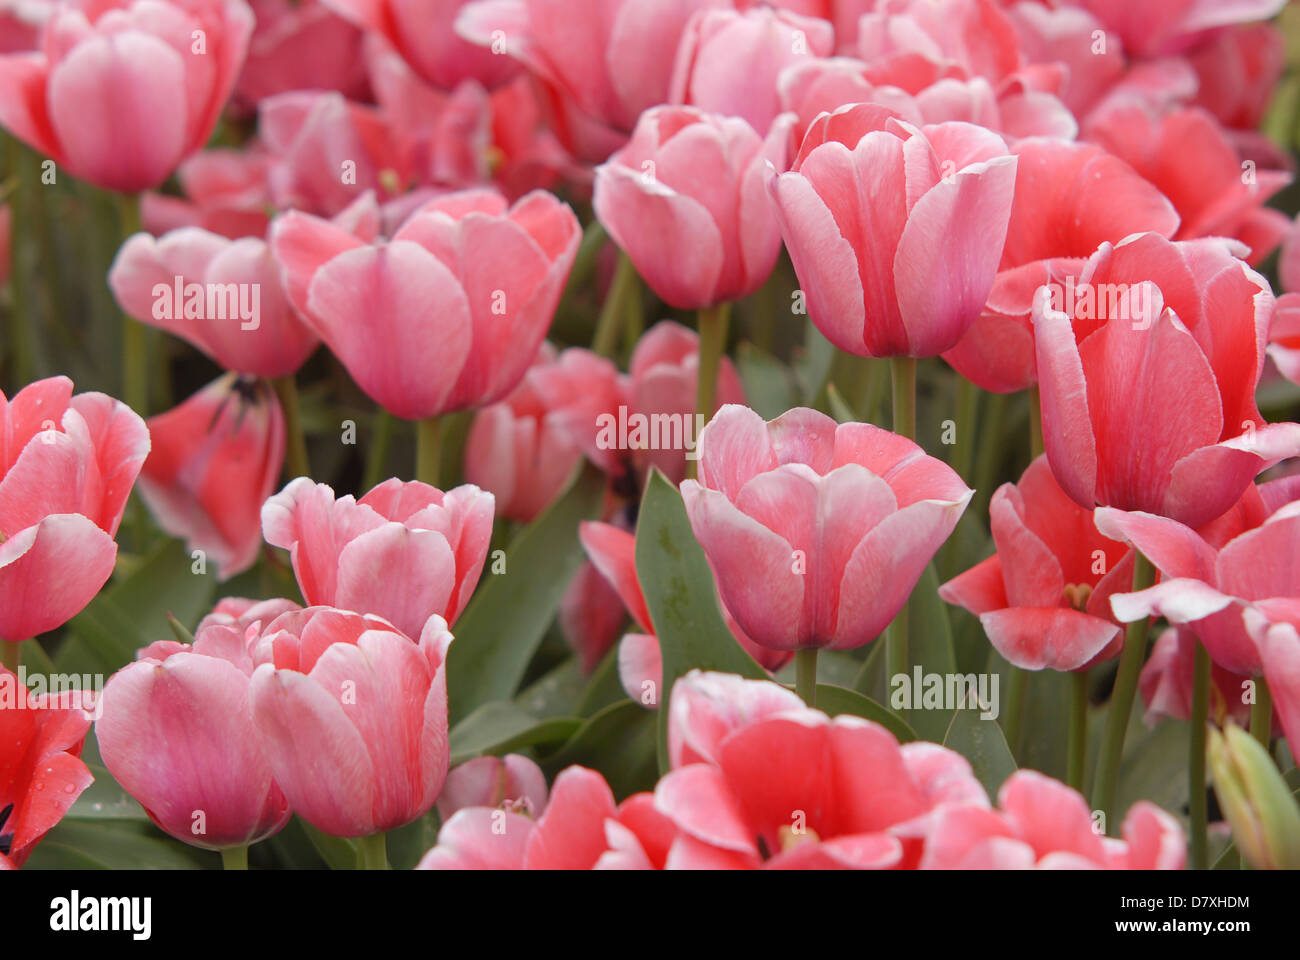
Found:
[1207,723,1300,870]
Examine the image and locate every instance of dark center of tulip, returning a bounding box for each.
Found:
[1063,583,1093,612]
[0,802,14,856]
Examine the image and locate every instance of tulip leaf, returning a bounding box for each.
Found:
[814,683,915,742]
[943,707,1017,802]
[64,762,148,822]
[736,342,797,419]
[539,699,659,801]
[634,470,765,773]
[23,820,213,870]
[445,462,607,724]
[448,701,582,767]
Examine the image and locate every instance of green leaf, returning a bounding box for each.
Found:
[296,818,357,871]
[944,707,1017,802]
[635,471,765,772]
[446,462,606,723]
[448,700,581,766]
[24,820,213,870]
[540,699,659,801]
[814,683,915,742]
[736,342,797,419]
[64,762,148,821]
[826,382,858,423]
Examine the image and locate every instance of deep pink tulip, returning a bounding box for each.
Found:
[1003,1,1124,119]
[942,138,1180,394]
[939,456,1135,672]
[138,374,284,581]
[1086,105,1291,267]
[855,0,1023,89]
[0,0,254,191]
[234,0,368,110]
[1032,233,1300,528]
[681,406,972,651]
[0,377,149,643]
[261,476,494,637]
[326,0,519,91]
[594,107,787,311]
[418,765,677,870]
[669,5,833,135]
[141,146,276,240]
[1243,606,1300,756]
[248,606,452,838]
[109,227,318,379]
[655,672,988,868]
[1071,0,1286,58]
[97,618,292,850]
[435,754,548,821]
[560,556,631,675]
[921,770,1185,869]
[270,187,580,420]
[1187,23,1285,135]
[1270,294,1300,387]
[665,669,806,768]
[1099,477,1300,675]
[1140,627,1252,728]
[770,105,1017,358]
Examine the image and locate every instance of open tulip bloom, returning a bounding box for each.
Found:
[6,0,1300,907]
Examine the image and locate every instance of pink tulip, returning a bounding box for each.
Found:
[261,476,494,637]
[419,765,677,870]
[1032,233,1300,528]
[435,754,548,821]
[248,606,452,838]
[769,105,1017,358]
[1003,1,1124,119]
[141,146,276,240]
[0,0,254,191]
[560,557,631,675]
[855,0,1023,89]
[1070,0,1286,58]
[655,671,988,868]
[1085,105,1292,267]
[1099,477,1300,675]
[0,377,149,643]
[109,227,318,379]
[1139,627,1252,728]
[97,618,292,850]
[594,107,786,311]
[1270,294,1300,387]
[233,0,368,110]
[1243,606,1300,756]
[942,138,1180,393]
[939,456,1135,672]
[138,374,284,580]
[669,6,834,135]
[665,669,806,768]
[681,406,972,651]
[326,0,519,91]
[270,187,580,421]
[921,770,1185,869]
[0,0,47,54]
[1187,23,1286,135]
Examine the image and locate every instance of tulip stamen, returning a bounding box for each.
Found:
[1063,583,1093,612]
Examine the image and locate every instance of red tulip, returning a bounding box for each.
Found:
[1032,233,1300,528]
[270,187,580,421]
[0,666,94,868]
[248,606,453,838]
[921,770,1185,869]
[681,406,972,651]
[0,0,254,191]
[770,105,1017,358]
[942,138,1180,394]
[0,376,149,643]
[261,476,494,637]
[939,455,1135,672]
[110,228,318,379]
[435,754,548,822]
[138,375,283,580]
[96,617,292,850]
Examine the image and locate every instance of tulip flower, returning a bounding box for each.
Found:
[248,607,453,845]
[769,105,1017,359]
[269,188,580,431]
[855,0,1023,89]
[670,6,833,135]
[559,556,632,675]
[0,0,254,191]
[1208,722,1300,870]
[436,754,548,822]
[419,765,676,870]
[1032,233,1300,529]
[1139,627,1252,728]
[1071,0,1287,59]
[0,377,149,644]
[261,476,494,638]
[141,146,277,240]
[921,770,1185,869]
[109,227,319,379]
[233,0,368,110]
[940,456,1136,672]
[1243,607,1300,761]
[0,666,94,868]
[594,106,787,311]
[96,620,292,855]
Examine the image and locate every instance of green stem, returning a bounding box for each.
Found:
[363,410,395,491]
[357,832,389,870]
[690,302,731,479]
[117,192,146,415]
[1091,551,1156,828]
[591,251,640,358]
[1,641,19,674]
[1251,675,1272,749]
[416,416,443,488]
[952,376,979,480]
[1067,670,1088,791]
[795,648,818,708]
[272,376,310,480]
[1189,640,1211,870]
[220,845,249,870]
[886,356,917,681]
[1002,666,1028,758]
[1028,385,1044,459]
[5,136,34,385]
[971,391,1010,516]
